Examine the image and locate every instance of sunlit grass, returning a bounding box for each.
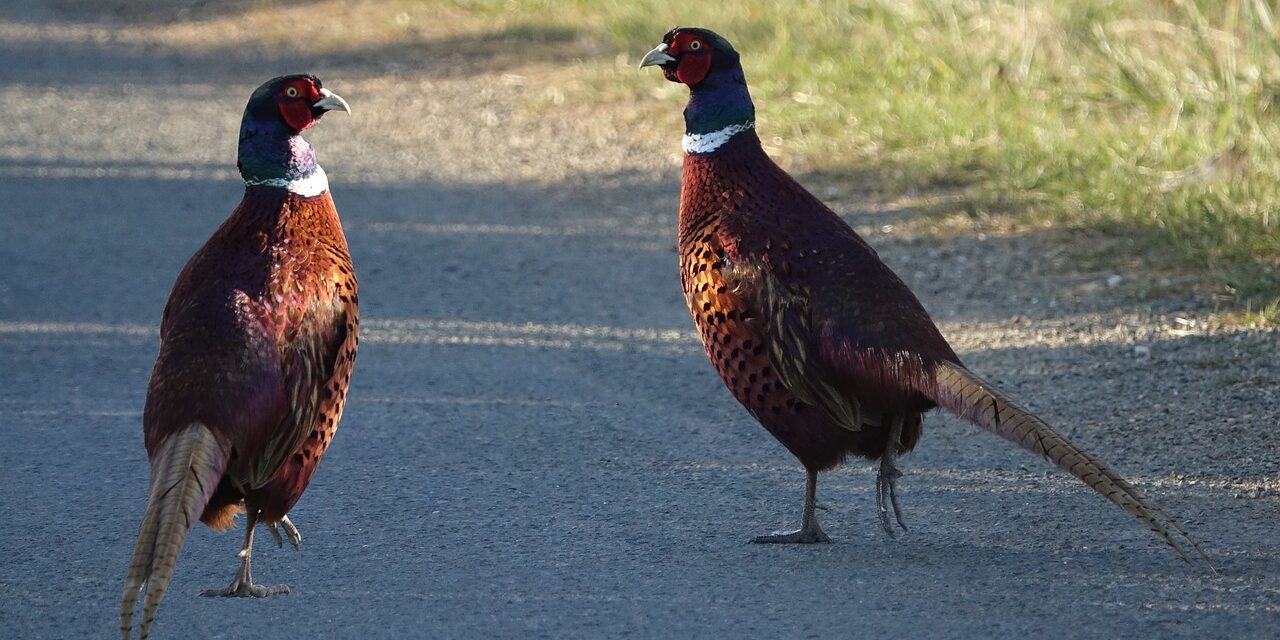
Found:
[431,0,1280,320]
[111,0,1277,318]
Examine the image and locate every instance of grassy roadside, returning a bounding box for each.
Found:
[439,0,1279,322]
[44,0,1280,320]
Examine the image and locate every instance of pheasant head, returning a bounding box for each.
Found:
[238,74,351,196]
[640,27,755,154]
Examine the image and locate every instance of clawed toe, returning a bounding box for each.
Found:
[280,515,302,551]
[876,466,909,537]
[265,516,302,552]
[200,581,289,598]
[751,526,832,544]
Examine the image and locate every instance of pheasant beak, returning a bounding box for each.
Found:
[638,43,676,69]
[312,88,351,115]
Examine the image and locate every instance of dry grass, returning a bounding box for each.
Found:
[39,0,1280,321]
[453,0,1280,321]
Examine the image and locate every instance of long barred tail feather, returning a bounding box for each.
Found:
[120,423,231,639]
[926,361,1213,569]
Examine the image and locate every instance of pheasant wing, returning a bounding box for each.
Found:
[721,248,867,432]
[246,292,350,490]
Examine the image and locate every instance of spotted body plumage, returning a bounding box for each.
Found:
[679,135,938,472]
[154,185,359,527]
[644,27,1211,563]
[121,75,356,639]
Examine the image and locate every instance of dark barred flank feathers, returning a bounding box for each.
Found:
[121,75,358,639]
[643,27,1210,565]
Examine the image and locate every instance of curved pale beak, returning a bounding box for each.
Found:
[639,43,676,69]
[313,88,351,115]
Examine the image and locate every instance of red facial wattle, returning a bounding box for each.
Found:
[676,53,712,86]
[279,101,315,132]
[276,81,323,132]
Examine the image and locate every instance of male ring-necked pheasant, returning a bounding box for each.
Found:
[641,28,1209,564]
[120,75,358,639]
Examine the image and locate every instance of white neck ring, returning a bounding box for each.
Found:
[683,121,755,154]
[244,165,329,197]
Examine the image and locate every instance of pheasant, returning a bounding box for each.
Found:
[120,75,358,639]
[641,28,1209,564]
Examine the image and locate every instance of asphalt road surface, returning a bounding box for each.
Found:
[2,3,1278,638]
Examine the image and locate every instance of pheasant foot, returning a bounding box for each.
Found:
[199,546,289,598]
[200,511,290,597]
[752,468,832,544]
[752,522,832,544]
[199,574,289,598]
[266,515,302,551]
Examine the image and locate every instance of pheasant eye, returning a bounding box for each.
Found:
[286,87,299,98]
[689,40,701,51]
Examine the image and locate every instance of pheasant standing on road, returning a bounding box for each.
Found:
[641,27,1209,564]
[120,75,359,639]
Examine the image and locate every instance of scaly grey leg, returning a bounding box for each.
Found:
[752,468,832,544]
[200,512,290,597]
[877,415,909,537]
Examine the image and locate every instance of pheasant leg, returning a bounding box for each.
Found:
[877,415,909,537]
[752,468,832,544]
[200,513,290,597]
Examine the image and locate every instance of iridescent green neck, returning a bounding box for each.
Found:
[683,64,755,155]
[237,117,327,196]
